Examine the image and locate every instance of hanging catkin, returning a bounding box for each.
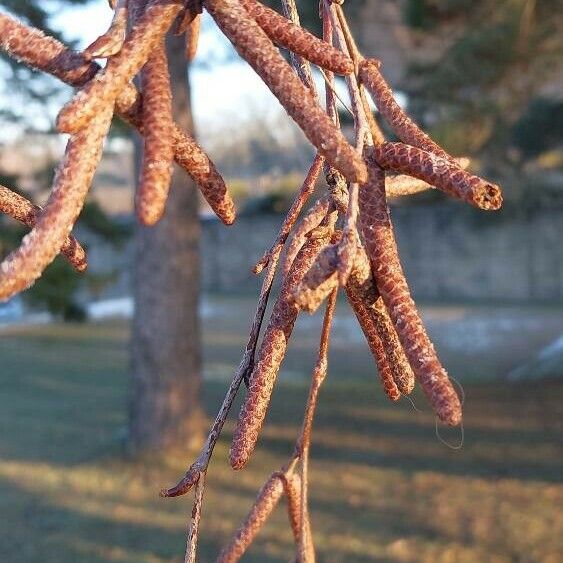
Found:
[230,233,331,470]
[373,142,502,211]
[0,103,113,300]
[0,185,87,272]
[359,150,462,425]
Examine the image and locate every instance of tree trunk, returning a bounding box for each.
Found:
[129,33,205,452]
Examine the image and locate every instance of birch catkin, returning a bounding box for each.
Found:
[205,0,367,183]
[184,13,201,62]
[217,473,284,563]
[346,245,415,395]
[373,142,503,211]
[0,104,113,300]
[359,58,456,164]
[136,42,175,226]
[83,0,128,60]
[0,185,87,272]
[345,252,401,401]
[292,243,339,313]
[0,14,97,87]
[239,0,354,75]
[230,234,330,470]
[359,151,462,425]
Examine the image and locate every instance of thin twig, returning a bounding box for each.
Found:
[184,471,206,563]
[296,288,338,562]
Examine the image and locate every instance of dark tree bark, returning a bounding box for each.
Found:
[129,33,205,452]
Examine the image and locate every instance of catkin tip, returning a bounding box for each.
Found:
[479,183,503,210]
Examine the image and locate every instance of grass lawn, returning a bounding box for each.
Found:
[0,321,562,562]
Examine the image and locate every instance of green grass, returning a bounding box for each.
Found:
[0,321,562,562]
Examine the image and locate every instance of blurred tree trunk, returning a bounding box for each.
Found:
[129,33,205,452]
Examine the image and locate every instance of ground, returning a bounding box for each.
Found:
[0,301,562,562]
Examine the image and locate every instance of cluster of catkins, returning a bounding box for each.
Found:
[0,0,503,560]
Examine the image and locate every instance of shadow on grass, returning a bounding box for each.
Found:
[1,322,562,562]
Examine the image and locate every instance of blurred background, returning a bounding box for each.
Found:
[0,1,562,561]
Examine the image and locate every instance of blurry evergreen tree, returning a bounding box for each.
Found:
[403,0,562,167]
[0,1,91,129]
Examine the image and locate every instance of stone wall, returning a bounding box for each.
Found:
[82,204,563,304]
[201,204,563,303]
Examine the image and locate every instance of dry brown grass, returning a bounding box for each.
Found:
[0,320,561,562]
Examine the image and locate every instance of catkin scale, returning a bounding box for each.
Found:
[359,152,462,425]
[373,142,503,211]
[230,235,330,470]
[205,0,367,183]
[0,185,87,272]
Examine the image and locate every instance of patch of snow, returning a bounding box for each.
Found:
[87,297,133,320]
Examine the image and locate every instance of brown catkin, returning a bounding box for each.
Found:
[0,185,87,272]
[0,14,98,87]
[347,245,414,395]
[292,243,339,313]
[345,255,401,401]
[281,473,302,544]
[217,473,284,563]
[56,0,183,134]
[371,298,415,395]
[171,126,236,224]
[136,42,174,225]
[359,152,462,425]
[239,0,353,75]
[0,13,236,226]
[359,58,456,163]
[83,0,128,60]
[0,103,113,300]
[385,157,470,198]
[230,235,329,470]
[205,0,367,183]
[282,472,315,562]
[373,142,502,211]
